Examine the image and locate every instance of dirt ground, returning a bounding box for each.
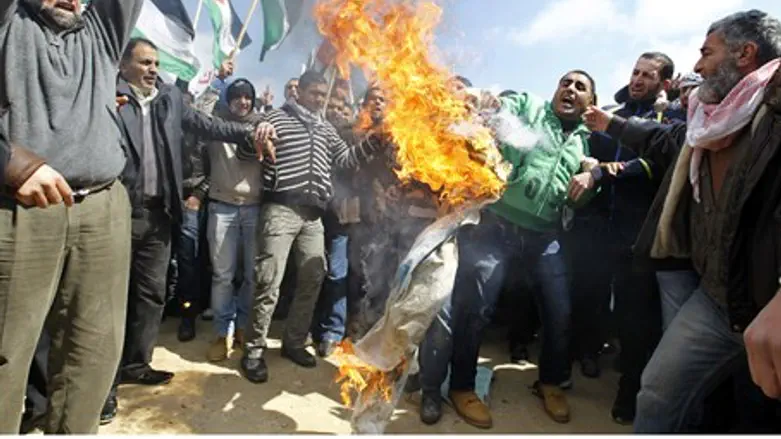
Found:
[100,318,631,434]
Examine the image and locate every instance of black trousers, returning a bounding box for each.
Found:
[121,205,172,376]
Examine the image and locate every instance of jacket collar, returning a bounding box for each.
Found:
[762,68,781,112]
[613,85,657,113]
[116,76,167,103]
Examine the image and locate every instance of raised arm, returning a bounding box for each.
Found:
[84,0,144,63]
[182,101,254,145]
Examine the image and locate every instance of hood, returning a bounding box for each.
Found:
[216,78,257,120]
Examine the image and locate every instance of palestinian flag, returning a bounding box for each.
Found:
[259,0,305,61]
[205,0,253,68]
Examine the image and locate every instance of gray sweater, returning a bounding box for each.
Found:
[0,0,144,188]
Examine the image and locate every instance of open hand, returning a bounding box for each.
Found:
[16,164,74,208]
[582,105,612,133]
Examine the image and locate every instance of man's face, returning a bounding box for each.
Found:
[628,58,664,101]
[218,60,234,79]
[229,94,253,118]
[447,78,468,101]
[364,88,386,123]
[298,81,328,113]
[552,72,594,121]
[285,79,300,101]
[121,43,159,94]
[326,97,345,125]
[40,0,81,31]
[694,32,745,105]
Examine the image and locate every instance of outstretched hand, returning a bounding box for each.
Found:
[582,105,612,133]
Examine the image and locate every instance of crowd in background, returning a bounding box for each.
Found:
[0,0,780,435]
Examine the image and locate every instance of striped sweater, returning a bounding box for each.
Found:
[237,105,382,211]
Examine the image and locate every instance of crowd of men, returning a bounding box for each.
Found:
[0,0,780,434]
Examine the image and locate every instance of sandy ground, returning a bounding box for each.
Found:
[100,318,631,434]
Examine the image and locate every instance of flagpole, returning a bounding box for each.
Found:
[322,62,338,116]
[192,0,206,29]
[231,0,261,59]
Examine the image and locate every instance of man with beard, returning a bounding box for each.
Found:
[0,0,143,433]
[584,9,781,432]
[417,71,599,428]
[568,51,683,424]
[103,39,266,423]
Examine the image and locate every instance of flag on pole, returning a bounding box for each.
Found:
[259,0,305,61]
[204,0,253,68]
[81,0,200,80]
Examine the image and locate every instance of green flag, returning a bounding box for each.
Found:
[259,0,304,61]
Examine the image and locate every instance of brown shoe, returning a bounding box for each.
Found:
[533,381,570,423]
[207,337,229,362]
[233,329,245,350]
[449,390,492,429]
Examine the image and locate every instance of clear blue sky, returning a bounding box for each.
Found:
[184,0,781,106]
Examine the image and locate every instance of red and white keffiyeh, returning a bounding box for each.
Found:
[686,58,781,202]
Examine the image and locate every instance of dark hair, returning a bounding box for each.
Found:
[298,70,327,91]
[498,89,518,98]
[286,78,299,87]
[121,37,158,64]
[639,52,675,81]
[452,75,473,88]
[563,69,598,105]
[708,10,781,66]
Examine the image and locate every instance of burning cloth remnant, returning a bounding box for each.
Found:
[332,206,483,434]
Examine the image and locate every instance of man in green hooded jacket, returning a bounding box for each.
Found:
[418,70,599,428]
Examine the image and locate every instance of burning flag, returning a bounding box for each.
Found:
[314,0,507,207]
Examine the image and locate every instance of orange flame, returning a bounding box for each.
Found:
[314,0,506,207]
[331,340,405,407]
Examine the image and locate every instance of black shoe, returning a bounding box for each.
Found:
[281,346,317,368]
[420,392,443,425]
[177,316,196,342]
[241,354,269,383]
[510,344,529,363]
[19,411,46,434]
[611,386,637,425]
[120,367,174,386]
[100,390,118,426]
[580,355,601,379]
[316,340,337,358]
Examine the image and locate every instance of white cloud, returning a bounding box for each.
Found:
[510,0,745,46]
[509,0,625,46]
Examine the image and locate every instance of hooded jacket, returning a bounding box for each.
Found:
[489,92,595,232]
[200,79,264,207]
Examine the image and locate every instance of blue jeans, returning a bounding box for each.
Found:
[656,270,700,331]
[311,233,349,342]
[634,287,745,433]
[419,215,571,394]
[207,202,260,337]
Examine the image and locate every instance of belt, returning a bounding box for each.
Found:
[72,180,116,203]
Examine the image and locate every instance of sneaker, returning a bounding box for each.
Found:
[241,353,269,383]
[207,337,229,362]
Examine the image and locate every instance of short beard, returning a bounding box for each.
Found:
[698,56,743,104]
[40,5,82,32]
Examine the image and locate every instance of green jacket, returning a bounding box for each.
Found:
[489,92,594,231]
